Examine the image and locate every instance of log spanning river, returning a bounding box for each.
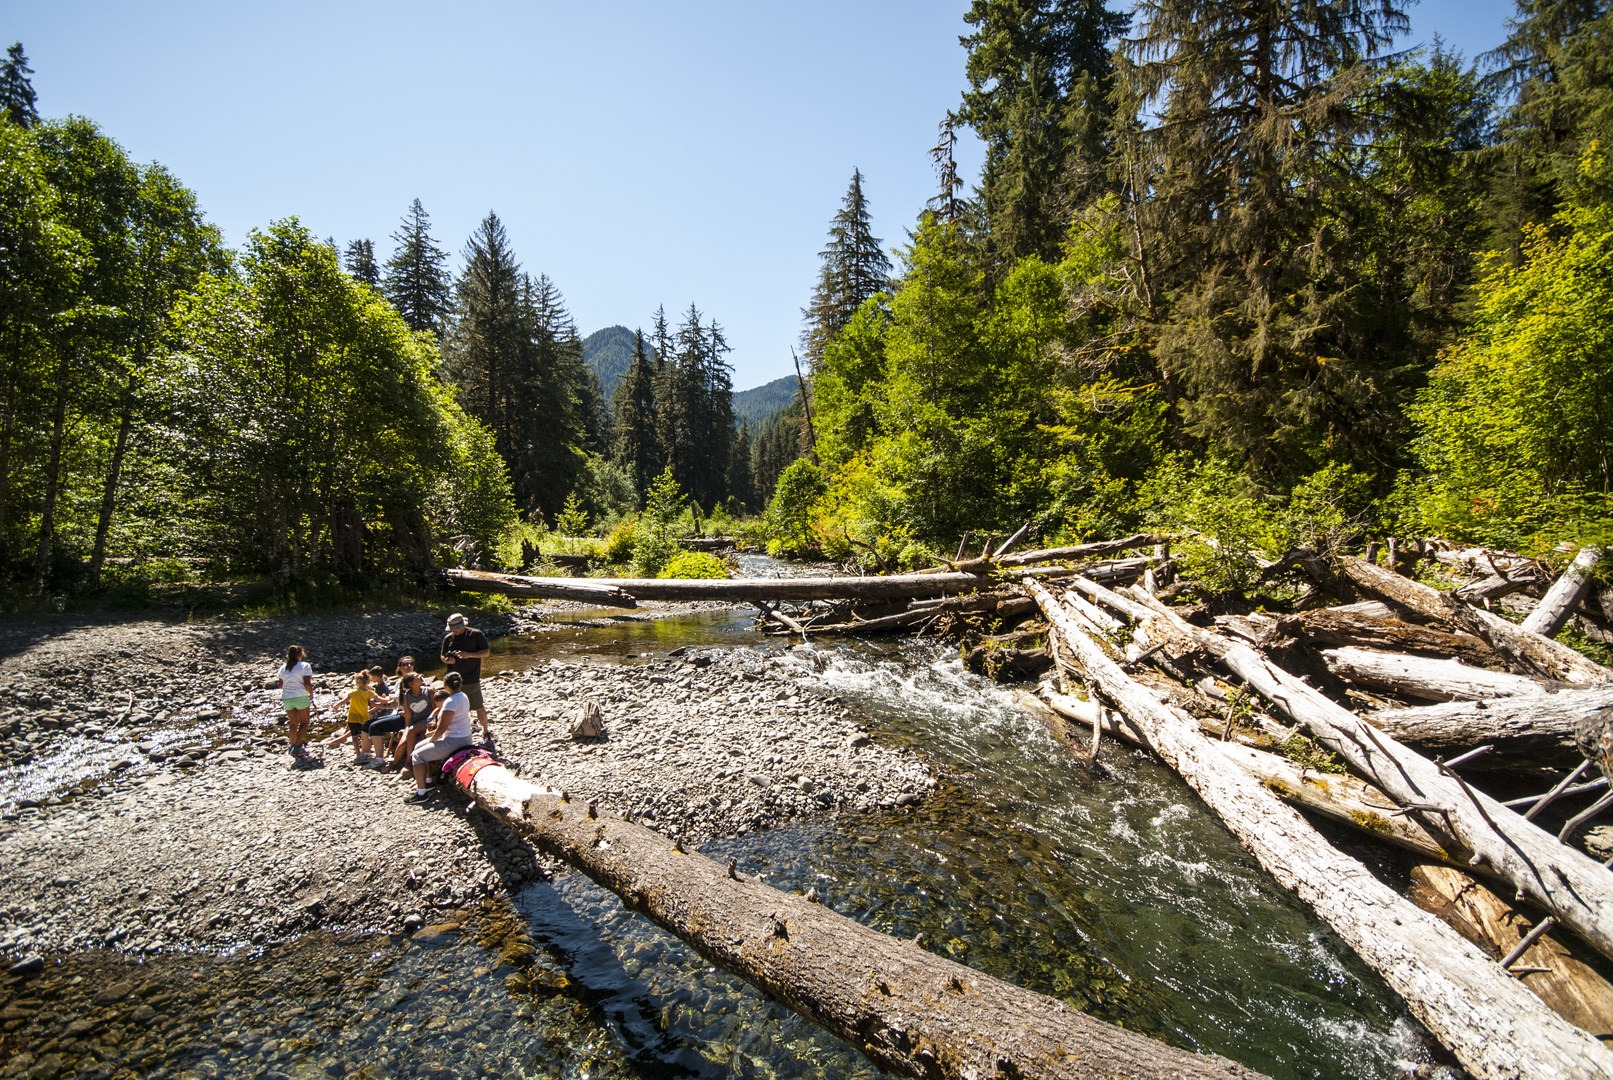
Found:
[0,588,1446,1078]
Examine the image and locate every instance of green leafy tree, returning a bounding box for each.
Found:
[382,198,452,335]
[0,120,80,571]
[800,169,892,370]
[1404,161,1613,551]
[765,458,828,558]
[168,218,506,582]
[0,43,39,129]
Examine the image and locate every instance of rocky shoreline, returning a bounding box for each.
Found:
[0,603,935,964]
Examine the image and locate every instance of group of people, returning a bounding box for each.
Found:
[273,613,494,803]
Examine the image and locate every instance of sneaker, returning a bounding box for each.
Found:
[366,759,389,771]
[408,789,434,804]
[355,753,373,764]
[290,745,306,758]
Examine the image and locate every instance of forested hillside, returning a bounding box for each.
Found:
[1,0,1610,601]
[732,376,798,427]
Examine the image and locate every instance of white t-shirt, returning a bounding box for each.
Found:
[439,691,472,740]
[277,661,313,700]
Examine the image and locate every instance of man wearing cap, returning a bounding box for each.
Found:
[440,612,492,741]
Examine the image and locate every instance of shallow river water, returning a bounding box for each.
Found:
[4,599,1446,1079]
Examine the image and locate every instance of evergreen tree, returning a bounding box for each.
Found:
[957,0,1129,264]
[343,238,379,287]
[0,43,39,129]
[513,272,590,517]
[443,211,524,491]
[800,169,892,370]
[382,198,452,335]
[1122,0,1412,480]
[610,328,661,500]
[1483,0,1613,244]
[728,421,756,511]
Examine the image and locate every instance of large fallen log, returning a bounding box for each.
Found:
[459,763,1263,1079]
[1075,576,1613,972]
[1029,686,1451,862]
[1366,688,1613,767]
[1411,864,1613,1041]
[1023,578,1613,1080]
[979,533,1170,569]
[1525,548,1606,638]
[1276,608,1504,669]
[443,569,638,606]
[1314,555,1611,686]
[1320,645,1569,702]
[446,568,992,606]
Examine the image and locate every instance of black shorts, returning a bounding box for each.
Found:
[365,712,405,735]
[347,721,367,738]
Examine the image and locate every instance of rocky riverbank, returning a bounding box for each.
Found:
[0,604,935,964]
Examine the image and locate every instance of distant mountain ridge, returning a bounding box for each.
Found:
[584,325,798,425]
[732,376,799,427]
[582,325,641,403]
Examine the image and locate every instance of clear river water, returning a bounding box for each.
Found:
[4,583,1449,1079]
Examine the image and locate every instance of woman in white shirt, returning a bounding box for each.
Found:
[408,671,476,802]
[275,644,314,759]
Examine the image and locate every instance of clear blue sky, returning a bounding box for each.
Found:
[11,1,1516,391]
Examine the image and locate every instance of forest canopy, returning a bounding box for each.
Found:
[1,0,1610,602]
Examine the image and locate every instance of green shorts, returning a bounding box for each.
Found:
[282,695,311,713]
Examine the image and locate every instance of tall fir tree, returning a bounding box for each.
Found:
[0,43,39,129]
[1483,0,1613,245]
[610,328,661,501]
[800,169,892,370]
[1122,0,1412,480]
[343,238,379,287]
[382,198,452,335]
[444,212,524,490]
[956,0,1129,264]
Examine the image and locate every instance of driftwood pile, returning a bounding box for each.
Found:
[988,540,1613,1080]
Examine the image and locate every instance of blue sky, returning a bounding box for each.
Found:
[12,1,1517,390]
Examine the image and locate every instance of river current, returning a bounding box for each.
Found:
[4,575,1447,1079]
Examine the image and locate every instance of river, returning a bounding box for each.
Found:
[0,582,1447,1079]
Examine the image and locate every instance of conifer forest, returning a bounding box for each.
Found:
[0,0,1610,600]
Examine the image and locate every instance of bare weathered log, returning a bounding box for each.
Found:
[447,568,992,606]
[1024,579,1613,1080]
[1366,689,1613,767]
[1078,577,1613,972]
[679,536,738,552]
[1321,646,1568,702]
[1411,864,1613,1039]
[1525,548,1606,638]
[442,569,638,606]
[987,533,1170,569]
[1456,568,1542,604]
[1277,609,1504,669]
[1314,555,1611,686]
[461,764,1263,1080]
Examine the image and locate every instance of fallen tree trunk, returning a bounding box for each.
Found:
[1316,556,1611,686]
[447,568,991,606]
[442,569,637,606]
[1525,548,1606,639]
[1320,645,1569,702]
[1366,689,1613,767]
[1410,864,1613,1040]
[981,533,1170,569]
[460,764,1264,1079]
[1074,576,1613,972]
[1276,609,1504,669]
[1023,579,1613,1080]
[1030,687,1451,862]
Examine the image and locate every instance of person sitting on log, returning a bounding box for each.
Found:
[370,669,433,774]
[408,672,475,803]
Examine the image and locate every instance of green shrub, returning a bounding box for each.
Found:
[764,459,827,559]
[658,551,730,579]
[601,519,637,565]
[632,467,685,576]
